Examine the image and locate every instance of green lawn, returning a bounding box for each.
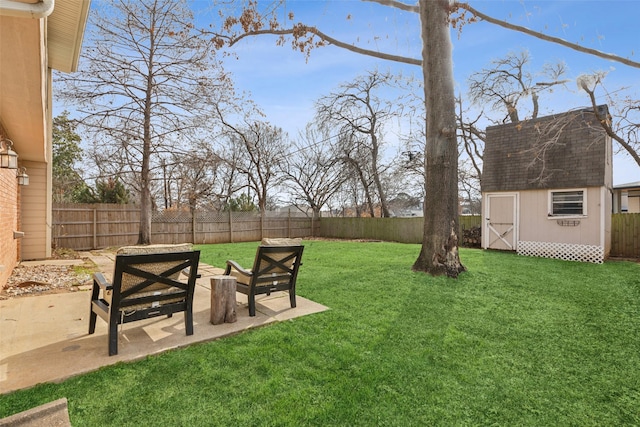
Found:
[2,240,639,425]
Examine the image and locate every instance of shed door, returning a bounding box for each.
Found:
[485,194,518,251]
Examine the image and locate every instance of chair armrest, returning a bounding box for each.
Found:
[93,272,112,290]
[225,260,252,277]
[182,267,202,279]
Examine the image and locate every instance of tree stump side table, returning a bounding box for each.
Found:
[210,275,237,324]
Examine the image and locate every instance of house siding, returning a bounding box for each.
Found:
[20,160,51,261]
[631,195,640,213]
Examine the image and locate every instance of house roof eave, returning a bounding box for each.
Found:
[0,0,90,163]
[48,0,91,73]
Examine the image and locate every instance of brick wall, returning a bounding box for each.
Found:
[0,167,19,290]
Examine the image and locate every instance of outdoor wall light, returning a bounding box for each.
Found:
[0,138,18,169]
[17,167,29,186]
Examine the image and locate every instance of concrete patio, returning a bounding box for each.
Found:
[0,252,328,395]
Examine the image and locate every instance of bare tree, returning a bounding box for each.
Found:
[458,158,481,212]
[281,124,349,217]
[58,0,234,244]
[577,72,640,168]
[316,70,402,217]
[169,142,225,212]
[468,50,568,124]
[211,0,638,277]
[336,132,378,217]
[331,170,369,217]
[456,96,484,185]
[384,147,425,213]
[219,117,289,211]
[215,139,248,208]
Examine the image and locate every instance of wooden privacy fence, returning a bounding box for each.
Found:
[53,204,140,250]
[610,213,640,258]
[52,204,318,250]
[319,216,482,245]
[320,214,639,258]
[52,205,639,258]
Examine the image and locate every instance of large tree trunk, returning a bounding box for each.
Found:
[137,135,153,245]
[138,59,155,245]
[370,133,391,217]
[412,0,465,277]
[138,115,152,244]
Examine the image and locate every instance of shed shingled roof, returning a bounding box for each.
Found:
[481,106,610,192]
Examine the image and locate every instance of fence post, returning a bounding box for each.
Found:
[288,208,291,238]
[261,210,264,239]
[228,210,233,243]
[93,208,97,250]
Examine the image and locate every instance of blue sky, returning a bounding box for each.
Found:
[203,0,640,185]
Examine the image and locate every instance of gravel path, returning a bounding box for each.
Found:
[2,259,94,299]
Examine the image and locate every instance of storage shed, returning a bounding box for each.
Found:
[481,106,613,263]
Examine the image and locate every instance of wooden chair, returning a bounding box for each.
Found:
[224,238,304,317]
[88,245,200,356]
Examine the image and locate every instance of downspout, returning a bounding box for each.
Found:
[0,0,54,18]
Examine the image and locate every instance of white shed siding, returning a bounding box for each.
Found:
[517,188,601,245]
[514,187,607,263]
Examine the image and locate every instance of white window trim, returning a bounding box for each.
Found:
[547,188,587,219]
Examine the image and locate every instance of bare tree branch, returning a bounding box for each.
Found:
[362,0,419,13]
[227,25,421,66]
[578,77,640,167]
[456,2,640,70]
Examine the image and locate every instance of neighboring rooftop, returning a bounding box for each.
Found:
[613,181,640,189]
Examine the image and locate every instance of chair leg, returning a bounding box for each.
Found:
[248,294,256,317]
[185,303,194,336]
[108,319,119,356]
[88,283,100,334]
[89,310,97,335]
[289,291,297,309]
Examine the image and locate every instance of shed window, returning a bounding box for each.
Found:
[550,190,585,216]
